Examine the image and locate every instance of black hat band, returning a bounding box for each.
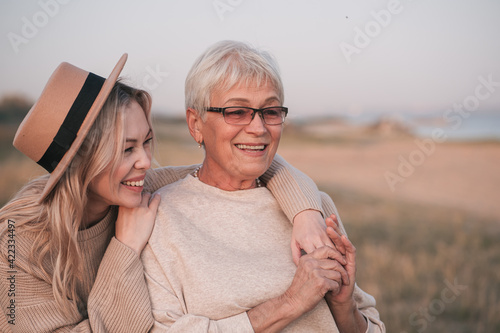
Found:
[37,72,105,172]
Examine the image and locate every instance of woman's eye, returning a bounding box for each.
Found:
[144,137,153,145]
[228,110,246,115]
[124,147,134,153]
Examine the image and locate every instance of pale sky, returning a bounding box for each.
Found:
[1,0,499,119]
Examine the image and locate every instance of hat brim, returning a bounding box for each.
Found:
[39,54,128,203]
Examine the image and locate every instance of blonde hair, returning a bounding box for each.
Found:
[0,81,152,315]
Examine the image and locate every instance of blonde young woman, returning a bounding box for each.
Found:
[0,55,333,332]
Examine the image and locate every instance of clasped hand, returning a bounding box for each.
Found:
[286,214,357,315]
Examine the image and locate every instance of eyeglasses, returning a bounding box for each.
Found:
[206,106,288,125]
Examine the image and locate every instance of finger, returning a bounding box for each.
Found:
[342,235,357,282]
[141,192,152,206]
[326,214,344,238]
[315,233,336,251]
[319,259,350,285]
[343,235,356,256]
[148,193,161,211]
[321,267,344,287]
[326,214,339,228]
[326,246,346,266]
[301,242,318,256]
[324,278,341,295]
[326,226,346,256]
[291,240,302,266]
[309,246,346,265]
[326,216,346,254]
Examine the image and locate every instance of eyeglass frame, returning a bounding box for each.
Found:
[206,106,288,125]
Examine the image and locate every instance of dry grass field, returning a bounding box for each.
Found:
[1,117,500,332]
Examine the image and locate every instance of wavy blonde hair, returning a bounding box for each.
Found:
[0,81,152,315]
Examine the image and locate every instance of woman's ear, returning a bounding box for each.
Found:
[186,108,203,144]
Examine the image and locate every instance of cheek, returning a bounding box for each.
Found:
[115,161,133,180]
[270,127,283,145]
[209,126,237,147]
[88,174,110,199]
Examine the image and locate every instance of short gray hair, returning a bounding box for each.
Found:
[185,40,284,118]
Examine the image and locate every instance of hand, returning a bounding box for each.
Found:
[325,214,347,258]
[283,246,349,315]
[324,232,366,331]
[115,192,161,255]
[291,210,338,265]
[324,231,356,307]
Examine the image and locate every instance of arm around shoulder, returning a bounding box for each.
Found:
[262,154,324,222]
[145,164,199,193]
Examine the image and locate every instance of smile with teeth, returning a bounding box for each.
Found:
[235,144,266,151]
[122,179,144,187]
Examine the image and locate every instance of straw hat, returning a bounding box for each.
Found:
[13,54,128,202]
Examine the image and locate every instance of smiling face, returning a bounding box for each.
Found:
[188,80,283,190]
[87,99,152,220]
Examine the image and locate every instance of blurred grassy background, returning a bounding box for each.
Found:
[1,101,499,332]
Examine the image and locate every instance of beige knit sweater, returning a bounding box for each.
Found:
[143,175,385,332]
[0,155,321,332]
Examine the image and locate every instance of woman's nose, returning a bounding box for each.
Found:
[135,148,151,170]
[245,111,267,135]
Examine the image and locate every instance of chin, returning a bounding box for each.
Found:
[242,165,267,179]
[118,194,143,208]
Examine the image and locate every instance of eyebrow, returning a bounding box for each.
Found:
[125,129,152,143]
[224,96,280,105]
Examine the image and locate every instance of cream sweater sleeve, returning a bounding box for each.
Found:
[145,154,323,222]
[320,192,386,333]
[144,165,199,193]
[262,154,324,221]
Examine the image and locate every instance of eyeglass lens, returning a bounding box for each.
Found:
[224,107,285,125]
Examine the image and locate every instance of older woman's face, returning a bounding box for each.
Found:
[199,80,283,184]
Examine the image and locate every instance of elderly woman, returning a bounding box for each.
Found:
[142,41,385,332]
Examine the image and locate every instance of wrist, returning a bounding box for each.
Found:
[329,298,368,333]
[279,290,306,321]
[328,296,357,316]
[248,292,302,333]
[293,209,325,226]
[115,236,142,256]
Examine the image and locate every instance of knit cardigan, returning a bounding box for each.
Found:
[0,155,321,332]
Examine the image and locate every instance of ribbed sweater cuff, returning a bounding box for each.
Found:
[92,237,141,284]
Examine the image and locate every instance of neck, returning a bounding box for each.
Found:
[82,203,110,229]
[194,164,261,191]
